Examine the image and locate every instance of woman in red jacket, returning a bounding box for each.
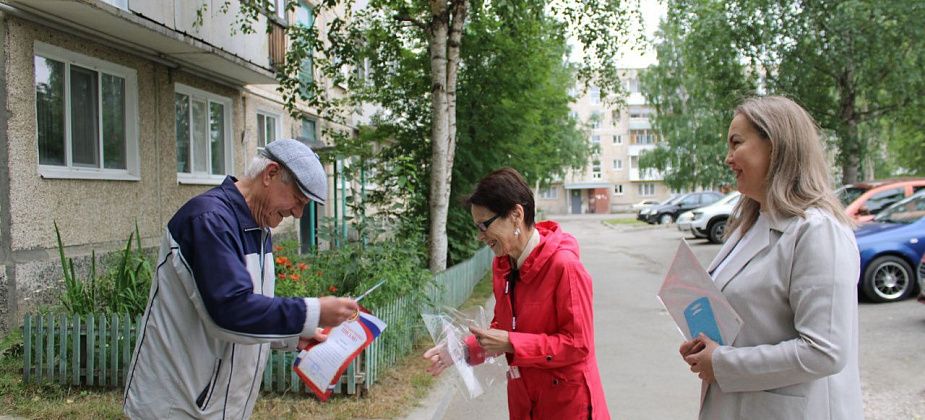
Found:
[424,168,611,419]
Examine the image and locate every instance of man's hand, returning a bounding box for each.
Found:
[318,296,359,328]
[469,326,513,354]
[297,328,328,351]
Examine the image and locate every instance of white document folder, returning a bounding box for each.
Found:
[657,240,743,345]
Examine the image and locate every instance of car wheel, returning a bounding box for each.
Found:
[861,255,914,303]
[659,214,673,225]
[707,219,727,244]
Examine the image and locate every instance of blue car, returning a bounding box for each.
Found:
[854,191,925,303]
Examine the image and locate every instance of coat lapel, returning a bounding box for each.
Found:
[712,215,771,292]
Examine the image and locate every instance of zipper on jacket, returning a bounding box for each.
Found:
[196,358,222,411]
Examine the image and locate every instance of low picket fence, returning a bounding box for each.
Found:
[21,246,493,395]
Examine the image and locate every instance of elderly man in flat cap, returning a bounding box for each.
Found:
[123,140,358,419]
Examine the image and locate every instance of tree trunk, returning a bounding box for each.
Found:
[837,69,860,185]
[427,1,450,272]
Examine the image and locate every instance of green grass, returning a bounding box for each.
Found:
[603,218,646,226]
[459,272,494,311]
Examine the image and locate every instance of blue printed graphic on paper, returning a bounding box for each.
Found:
[684,297,724,345]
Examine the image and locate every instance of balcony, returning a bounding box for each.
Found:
[7,0,283,84]
[629,168,662,182]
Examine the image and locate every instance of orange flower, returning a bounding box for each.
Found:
[277,273,286,280]
[275,256,289,265]
[289,273,300,281]
[274,245,283,252]
[328,285,337,293]
[297,262,308,271]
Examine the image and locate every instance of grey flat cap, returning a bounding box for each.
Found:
[262,139,327,205]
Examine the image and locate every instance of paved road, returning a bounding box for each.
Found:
[434,214,925,420]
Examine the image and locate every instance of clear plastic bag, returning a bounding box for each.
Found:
[422,305,508,399]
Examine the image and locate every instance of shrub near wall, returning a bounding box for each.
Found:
[22,231,463,396]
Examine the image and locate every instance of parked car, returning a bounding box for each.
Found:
[645,191,723,225]
[631,200,661,211]
[677,192,741,243]
[838,178,925,223]
[918,252,925,304]
[637,195,680,221]
[854,191,925,303]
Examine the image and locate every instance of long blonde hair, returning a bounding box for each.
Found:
[726,96,853,237]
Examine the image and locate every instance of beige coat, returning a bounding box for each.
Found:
[700,209,863,420]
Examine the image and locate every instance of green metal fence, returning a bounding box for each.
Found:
[21,246,493,395]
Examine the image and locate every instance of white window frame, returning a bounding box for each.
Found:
[613,159,622,170]
[256,110,282,149]
[591,135,600,144]
[175,84,234,185]
[34,42,140,181]
[614,184,624,195]
[614,135,623,145]
[592,160,602,179]
[638,183,655,197]
[589,86,601,105]
[539,187,558,200]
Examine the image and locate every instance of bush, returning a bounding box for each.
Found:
[54,222,152,317]
[273,235,433,310]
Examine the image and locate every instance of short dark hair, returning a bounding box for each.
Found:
[464,168,535,227]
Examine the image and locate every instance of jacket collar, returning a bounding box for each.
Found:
[218,176,262,232]
[707,212,796,291]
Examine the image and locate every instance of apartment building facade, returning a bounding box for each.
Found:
[536,68,673,215]
[0,0,360,333]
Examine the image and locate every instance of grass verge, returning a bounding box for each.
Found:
[603,218,646,226]
[0,275,496,419]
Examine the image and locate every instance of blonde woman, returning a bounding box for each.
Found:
[679,96,863,419]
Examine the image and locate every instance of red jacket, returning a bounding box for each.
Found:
[466,221,610,419]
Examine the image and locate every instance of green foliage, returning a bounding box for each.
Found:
[646,0,925,185]
[53,223,152,317]
[272,234,433,310]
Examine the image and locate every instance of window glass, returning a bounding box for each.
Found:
[35,56,65,166]
[70,65,100,167]
[210,102,225,175]
[175,93,190,173]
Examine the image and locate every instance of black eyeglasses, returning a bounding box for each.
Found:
[475,214,501,232]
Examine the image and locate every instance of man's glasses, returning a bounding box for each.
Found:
[475,214,501,232]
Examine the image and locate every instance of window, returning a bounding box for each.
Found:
[175,84,233,184]
[34,42,139,180]
[613,135,623,145]
[624,78,639,93]
[257,111,280,148]
[614,184,624,195]
[611,109,621,122]
[613,159,623,170]
[590,112,602,129]
[630,155,638,168]
[540,187,558,200]
[592,160,601,179]
[298,118,319,147]
[632,129,657,145]
[295,2,315,98]
[589,86,600,105]
[101,0,128,9]
[638,183,656,196]
[629,107,652,119]
[591,135,600,144]
[569,111,578,120]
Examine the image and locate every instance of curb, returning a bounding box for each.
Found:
[402,367,457,420]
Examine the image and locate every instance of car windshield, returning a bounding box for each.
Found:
[661,195,683,205]
[873,193,925,224]
[837,186,867,206]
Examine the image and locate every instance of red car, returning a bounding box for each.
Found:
[839,178,925,223]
